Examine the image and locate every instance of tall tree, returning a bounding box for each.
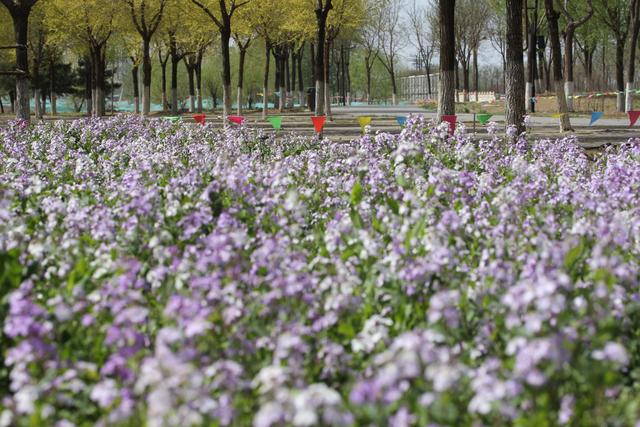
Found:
[232,27,256,115]
[488,9,507,93]
[182,7,214,113]
[505,0,525,134]
[28,4,46,119]
[123,0,167,115]
[559,0,593,112]
[544,0,572,131]
[408,0,436,98]
[323,0,363,117]
[437,0,456,120]
[358,0,382,103]
[0,0,39,122]
[190,0,251,118]
[155,40,169,111]
[245,0,283,119]
[378,0,404,105]
[595,0,631,112]
[49,0,117,117]
[625,0,640,111]
[314,0,333,116]
[454,0,489,102]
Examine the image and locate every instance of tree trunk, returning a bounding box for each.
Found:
[187,63,195,113]
[310,42,315,81]
[455,59,460,102]
[220,26,232,118]
[291,52,297,98]
[49,57,57,116]
[97,48,106,116]
[276,53,284,112]
[345,46,351,105]
[365,59,372,103]
[285,50,291,108]
[142,38,151,115]
[90,51,97,116]
[315,2,331,116]
[10,8,30,122]
[160,63,167,112]
[544,0,572,131]
[132,64,140,114]
[390,67,397,105]
[237,48,246,115]
[262,41,270,120]
[462,61,470,102]
[563,29,576,111]
[297,46,304,106]
[537,41,545,91]
[90,47,106,117]
[437,0,456,119]
[196,50,203,112]
[280,55,286,111]
[506,0,526,134]
[584,47,594,91]
[527,1,537,112]
[84,56,92,116]
[473,48,479,102]
[171,50,179,115]
[427,62,433,96]
[324,40,331,118]
[615,38,625,112]
[40,89,46,115]
[626,0,640,111]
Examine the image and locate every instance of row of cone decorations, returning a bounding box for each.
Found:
[166,111,640,132]
[557,111,640,127]
[168,114,414,134]
[529,90,640,102]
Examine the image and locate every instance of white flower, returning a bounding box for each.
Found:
[15,385,38,414]
[351,315,392,353]
[592,342,629,365]
[90,379,119,408]
[253,401,286,427]
[0,410,13,427]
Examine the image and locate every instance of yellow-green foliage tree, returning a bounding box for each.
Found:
[113,29,144,113]
[242,0,287,118]
[179,6,214,113]
[0,0,40,121]
[231,5,258,114]
[27,1,47,118]
[189,0,251,117]
[122,0,168,115]
[275,0,314,111]
[159,0,188,115]
[49,0,121,116]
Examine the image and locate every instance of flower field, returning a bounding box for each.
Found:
[1,116,640,426]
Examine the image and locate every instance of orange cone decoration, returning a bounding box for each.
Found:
[228,115,245,125]
[193,114,206,125]
[311,116,326,134]
[442,115,457,135]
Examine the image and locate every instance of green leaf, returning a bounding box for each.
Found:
[350,208,364,229]
[351,181,363,205]
[337,321,356,339]
[386,197,400,215]
[564,239,586,271]
[396,174,409,188]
